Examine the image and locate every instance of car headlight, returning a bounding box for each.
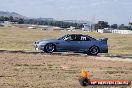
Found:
[35,42,39,44]
[35,41,46,45]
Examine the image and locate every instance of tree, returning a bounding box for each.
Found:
[9,16,14,22]
[18,18,24,24]
[110,24,118,29]
[4,17,9,21]
[129,22,132,25]
[94,21,109,30]
[0,16,5,21]
[118,24,125,30]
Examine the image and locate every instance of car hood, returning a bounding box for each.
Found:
[35,39,58,43]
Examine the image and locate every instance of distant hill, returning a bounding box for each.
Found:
[0,11,25,18]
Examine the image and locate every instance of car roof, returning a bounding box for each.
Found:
[68,34,91,37]
[68,34,83,36]
[67,34,96,40]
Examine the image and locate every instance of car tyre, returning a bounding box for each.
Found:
[87,46,99,55]
[44,43,55,53]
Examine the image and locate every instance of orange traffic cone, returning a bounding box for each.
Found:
[82,68,89,78]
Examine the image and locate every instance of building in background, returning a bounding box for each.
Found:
[98,28,132,34]
[82,24,92,32]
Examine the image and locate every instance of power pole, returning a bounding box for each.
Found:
[91,16,96,31]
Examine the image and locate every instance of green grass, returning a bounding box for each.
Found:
[0,25,132,54]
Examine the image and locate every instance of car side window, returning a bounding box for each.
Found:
[75,35,81,41]
[80,35,90,41]
[64,35,75,41]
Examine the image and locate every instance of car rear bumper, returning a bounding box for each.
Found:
[100,47,108,53]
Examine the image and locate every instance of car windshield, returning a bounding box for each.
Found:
[57,35,68,40]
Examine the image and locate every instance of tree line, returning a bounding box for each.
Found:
[0,16,83,29]
[94,21,132,30]
[0,16,132,30]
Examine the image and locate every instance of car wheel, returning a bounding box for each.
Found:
[88,46,99,55]
[44,43,55,53]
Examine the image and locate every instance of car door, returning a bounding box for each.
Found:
[81,35,94,51]
[76,35,92,52]
[57,35,80,52]
[66,35,82,51]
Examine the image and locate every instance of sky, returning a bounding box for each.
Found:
[0,0,132,25]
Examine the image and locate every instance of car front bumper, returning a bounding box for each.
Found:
[34,44,45,51]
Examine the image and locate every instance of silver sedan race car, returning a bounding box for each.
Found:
[34,34,108,55]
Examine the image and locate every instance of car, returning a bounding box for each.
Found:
[34,34,108,55]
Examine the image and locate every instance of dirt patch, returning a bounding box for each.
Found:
[0,52,131,88]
